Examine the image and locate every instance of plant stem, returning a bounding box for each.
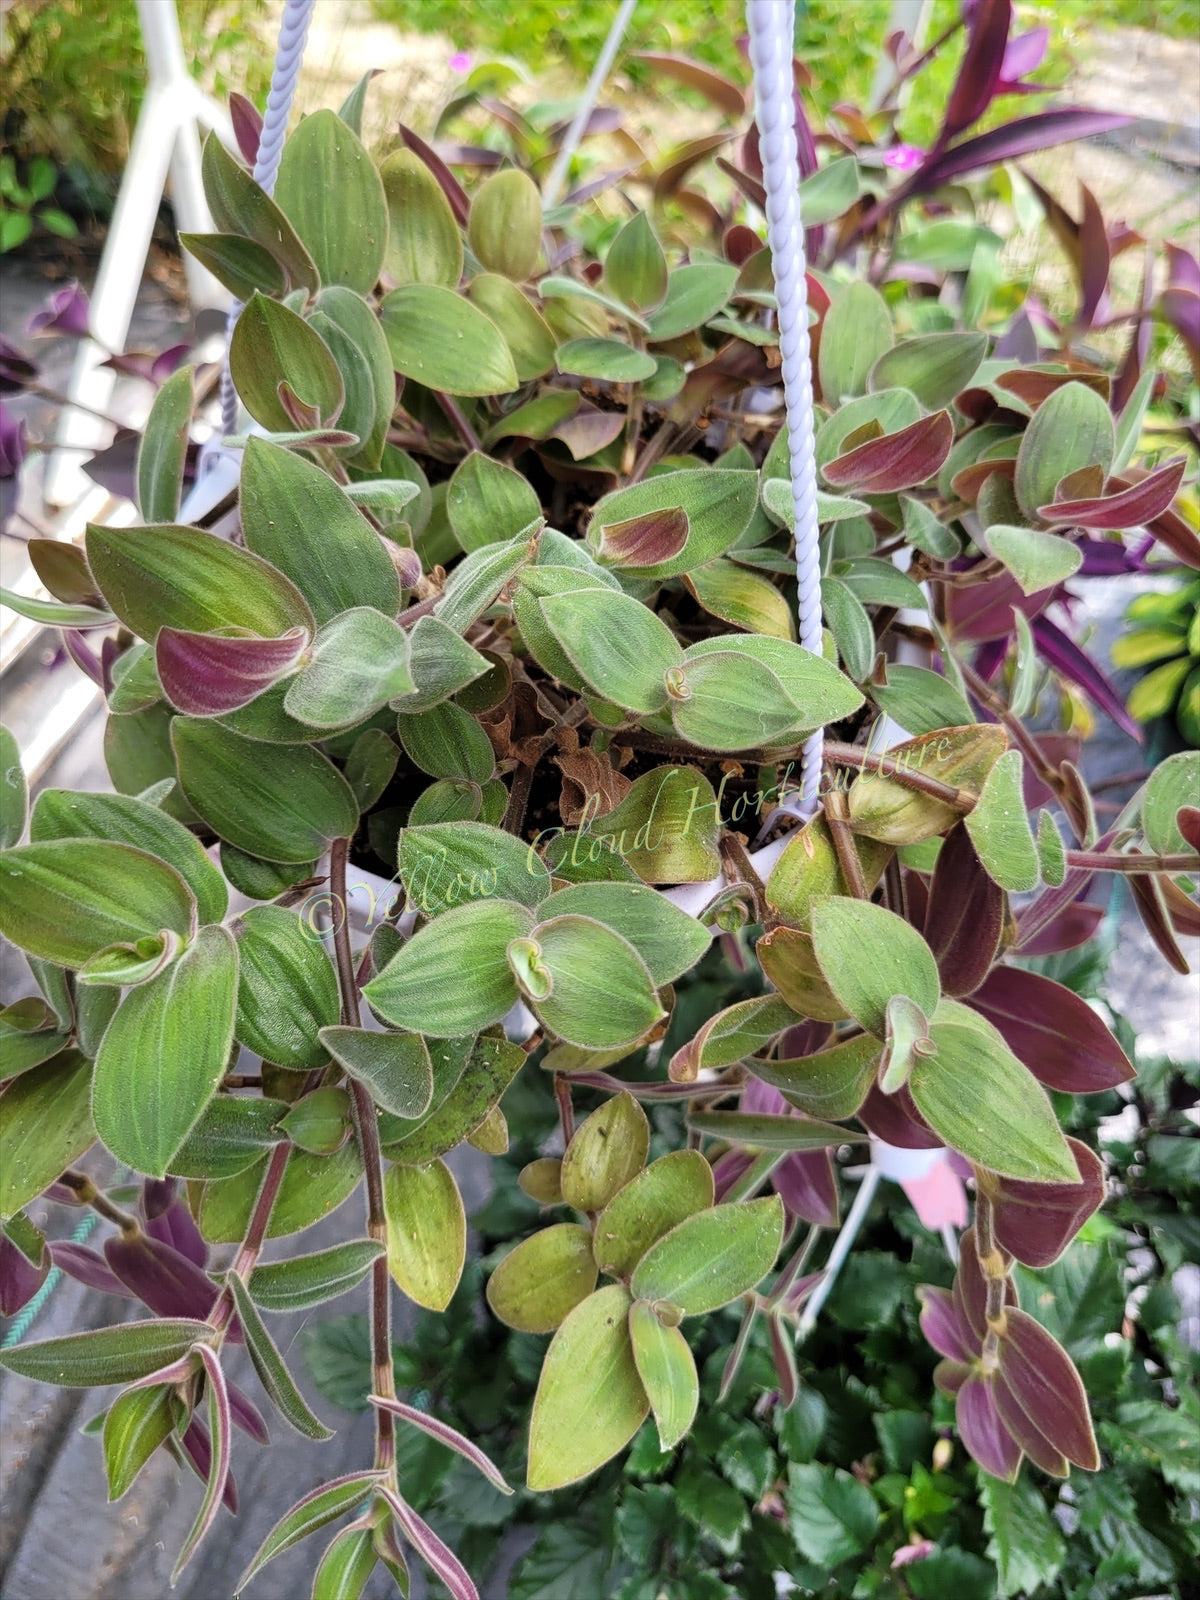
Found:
[721,1150,784,1203]
[823,787,868,898]
[330,837,396,1471]
[432,390,481,453]
[59,1169,139,1234]
[554,1073,575,1146]
[822,740,974,809]
[1064,849,1200,875]
[769,1222,822,1310]
[501,762,534,837]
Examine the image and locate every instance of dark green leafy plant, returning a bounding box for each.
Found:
[1,3,1198,1594]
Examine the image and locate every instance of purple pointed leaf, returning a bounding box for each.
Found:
[992,1376,1069,1475]
[140,1177,176,1220]
[957,1373,1023,1481]
[1145,496,1200,571]
[145,1198,209,1269]
[969,967,1134,1093]
[924,824,1004,996]
[1031,616,1141,740]
[823,411,955,494]
[369,1397,512,1495]
[0,1229,48,1316]
[1017,898,1104,955]
[915,110,1132,191]
[179,1414,238,1514]
[1129,872,1190,974]
[1041,457,1186,530]
[381,1487,479,1600]
[1076,184,1111,331]
[49,1241,137,1299]
[940,0,1012,144]
[1159,287,1200,374]
[773,1149,838,1228]
[1166,242,1200,296]
[1000,27,1049,85]
[156,625,309,717]
[228,1379,271,1445]
[104,1234,225,1328]
[857,1082,941,1149]
[989,1137,1105,1268]
[997,1308,1099,1469]
[947,567,1056,642]
[597,506,689,569]
[933,1357,970,1395]
[918,1284,977,1363]
[1075,536,1146,576]
[631,53,747,118]
[712,1147,757,1201]
[953,1227,998,1342]
[398,123,469,226]
[768,1312,799,1407]
[229,92,263,166]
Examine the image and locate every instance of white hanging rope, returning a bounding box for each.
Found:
[747,0,824,815]
[218,0,317,439]
[542,0,639,210]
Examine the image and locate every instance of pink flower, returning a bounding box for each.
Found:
[892,1540,935,1569]
[883,143,926,173]
[448,51,472,74]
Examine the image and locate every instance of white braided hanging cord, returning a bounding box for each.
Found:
[746,0,825,816]
[218,0,317,439]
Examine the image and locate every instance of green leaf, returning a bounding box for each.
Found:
[173,719,358,863]
[467,167,541,280]
[447,451,542,552]
[686,560,794,639]
[284,608,413,729]
[605,210,668,312]
[592,1151,714,1278]
[230,292,344,432]
[686,1110,863,1151]
[910,1006,1077,1181]
[846,724,1007,845]
[964,748,1040,891]
[398,701,495,785]
[630,1197,784,1316]
[819,281,892,404]
[487,1223,598,1332]
[397,615,491,713]
[169,1095,288,1180]
[93,925,238,1177]
[985,523,1082,595]
[103,1383,177,1500]
[86,521,313,642]
[379,1033,523,1164]
[240,438,399,624]
[0,1319,212,1386]
[467,271,558,381]
[646,262,738,341]
[0,839,195,969]
[226,1271,333,1438]
[0,1050,94,1220]
[0,726,26,848]
[629,1301,698,1450]
[681,634,863,742]
[381,148,462,289]
[669,995,798,1082]
[526,916,665,1050]
[1015,382,1115,520]
[576,766,723,885]
[197,1143,362,1243]
[819,576,873,681]
[319,1028,433,1118]
[557,338,657,383]
[560,1093,650,1212]
[785,1462,879,1566]
[136,364,192,523]
[273,109,386,293]
[279,1086,350,1154]
[527,1286,648,1491]
[435,533,534,634]
[233,905,340,1072]
[872,665,974,737]
[236,1473,386,1593]
[539,882,709,987]
[381,284,518,396]
[343,728,399,813]
[810,895,940,1036]
[0,588,114,628]
[980,1471,1067,1596]
[675,1460,748,1554]
[538,588,681,713]
[869,332,987,410]
[200,130,318,291]
[766,815,891,931]
[398,819,550,917]
[541,274,647,333]
[310,286,395,470]
[383,1158,465,1312]
[30,788,227,925]
[509,1522,613,1600]
[798,155,861,225]
[587,469,758,579]
[248,1240,384,1314]
[180,232,287,300]
[366,898,530,1035]
[1142,750,1199,855]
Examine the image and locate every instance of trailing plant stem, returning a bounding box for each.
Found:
[59,1169,139,1234]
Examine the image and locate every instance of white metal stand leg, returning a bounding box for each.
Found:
[43,0,233,507]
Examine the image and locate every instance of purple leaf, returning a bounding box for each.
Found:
[918,1284,977,1363]
[1129,873,1190,974]
[997,1307,1100,1470]
[768,1313,799,1407]
[49,1240,137,1298]
[822,411,955,494]
[398,124,469,227]
[179,1415,238,1514]
[104,1234,225,1327]
[0,1229,48,1316]
[957,1373,1022,1481]
[857,1082,941,1149]
[1042,457,1186,531]
[773,1149,839,1228]
[1159,287,1200,376]
[156,625,309,717]
[990,1137,1106,1267]
[940,0,1013,145]
[969,967,1134,1093]
[140,1177,176,1220]
[368,1397,512,1495]
[712,1147,757,1201]
[1031,615,1141,740]
[0,401,27,477]
[228,1380,271,1445]
[1144,497,1200,571]
[916,109,1132,192]
[992,1376,1069,1475]
[1016,899,1104,956]
[924,824,1004,996]
[948,567,1056,643]
[229,92,263,166]
[1075,537,1147,576]
[145,1198,209,1269]
[381,1488,479,1600]
[994,309,1042,363]
[28,284,90,339]
[999,27,1049,86]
